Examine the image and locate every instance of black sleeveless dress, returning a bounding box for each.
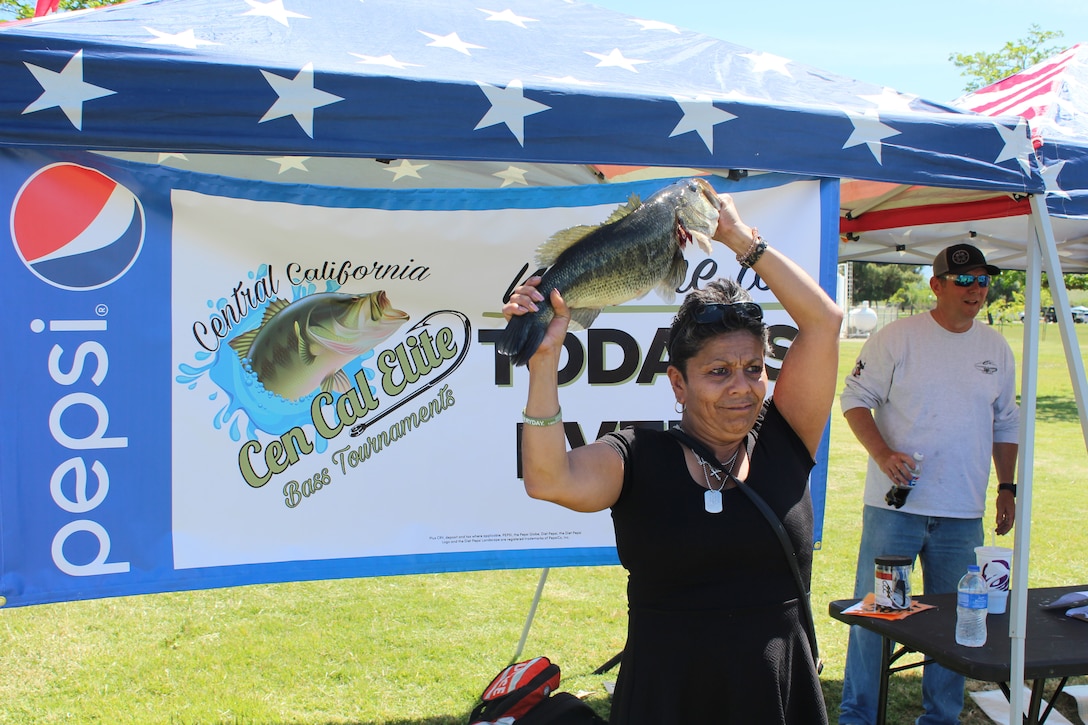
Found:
[600,401,827,725]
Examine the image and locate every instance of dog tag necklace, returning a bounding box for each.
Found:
[695,446,740,514]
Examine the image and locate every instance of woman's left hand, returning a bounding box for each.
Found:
[503,276,545,321]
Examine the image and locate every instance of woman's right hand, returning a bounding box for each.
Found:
[712,193,754,254]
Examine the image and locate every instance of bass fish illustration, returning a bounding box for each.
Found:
[229,291,409,401]
[497,177,721,366]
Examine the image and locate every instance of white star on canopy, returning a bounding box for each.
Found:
[22,50,116,130]
[537,75,603,87]
[241,0,307,26]
[474,79,550,146]
[267,156,310,173]
[259,62,344,138]
[144,28,218,49]
[585,48,648,73]
[479,8,537,28]
[843,111,901,165]
[349,53,421,70]
[741,51,792,77]
[384,159,428,180]
[992,118,1034,173]
[631,18,680,33]
[1041,160,1069,198]
[858,87,916,115]
[670,96,737,154]
[420,31,485,55]
[494,165,529,187]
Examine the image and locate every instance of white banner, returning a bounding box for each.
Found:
[0,148,835,606]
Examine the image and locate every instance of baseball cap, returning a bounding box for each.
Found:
[932,243,1000,277]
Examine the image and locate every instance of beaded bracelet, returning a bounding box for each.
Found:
[522,407,563,427]
[736,227,769,268]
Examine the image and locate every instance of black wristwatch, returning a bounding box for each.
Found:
[998,482,1017,496]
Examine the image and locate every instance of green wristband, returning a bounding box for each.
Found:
[522,407,562,427]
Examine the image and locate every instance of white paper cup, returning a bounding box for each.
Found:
[988,589,1009,614]
[975,545,1013,592]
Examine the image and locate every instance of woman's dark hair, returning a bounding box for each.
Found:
[667,279,770,375]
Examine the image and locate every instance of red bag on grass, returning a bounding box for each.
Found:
[469,656,561,724]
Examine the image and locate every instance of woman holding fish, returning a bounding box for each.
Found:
[503,189,842,724]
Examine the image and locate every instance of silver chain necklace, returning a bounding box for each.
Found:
[695,449,739,514]
[676,422,742,514]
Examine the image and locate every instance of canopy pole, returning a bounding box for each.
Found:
[1008,196,1088,723]
[1029,195,1088,450]
[511,567,550,665]
[1009,209,1042,724]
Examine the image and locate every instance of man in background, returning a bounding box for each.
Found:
[837,243,1019,725]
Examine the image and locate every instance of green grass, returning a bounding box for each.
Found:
[1,323,1085,724]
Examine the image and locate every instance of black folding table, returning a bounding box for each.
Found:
[829,584,1088,725]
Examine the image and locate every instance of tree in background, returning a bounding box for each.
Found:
[0,0,121,20]
[949,25,1066,92]
[889,279,934,314]
[850,262,923,306]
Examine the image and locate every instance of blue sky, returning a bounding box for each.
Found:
[590,0,1087,103]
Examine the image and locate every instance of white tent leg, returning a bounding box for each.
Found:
[1029,196,1088,449]
[511,567,550,664]
[1009,197,1088,724]
[1009,211,1041,724]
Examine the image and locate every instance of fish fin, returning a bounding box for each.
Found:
[227,329,259,358]
[295,321,315,365]
[568,307,601,331]
[604,193,641,224]
[656,258,686,304]
[534,195,641,265]
[227,298,292,358]
[496,308,551,367]
[260,298,292,326]
[323,369,352,394]
[690,230,715,256]
[536,225,597,265]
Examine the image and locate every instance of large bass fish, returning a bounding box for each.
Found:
[229,290,408,401]
[497,177,721,366]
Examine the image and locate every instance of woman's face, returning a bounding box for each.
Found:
[670,330,767,441]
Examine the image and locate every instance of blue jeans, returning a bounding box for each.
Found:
[839,506,983,725]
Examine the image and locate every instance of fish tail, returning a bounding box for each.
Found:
[496,312,550,367]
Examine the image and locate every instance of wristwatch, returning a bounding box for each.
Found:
[998,482,1017,496]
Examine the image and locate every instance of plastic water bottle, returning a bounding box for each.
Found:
[956,564,989,647]
[909,452,924,485]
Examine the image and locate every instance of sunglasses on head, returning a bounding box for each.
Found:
[694,302,764,324]
[943,273,990,288]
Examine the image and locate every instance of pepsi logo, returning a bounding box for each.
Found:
[11,163,144,290]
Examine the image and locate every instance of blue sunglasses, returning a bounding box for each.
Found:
[943,273,990,288]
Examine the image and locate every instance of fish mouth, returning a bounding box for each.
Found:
[368,290,409,322]
[677,177,721,255]
[691,177,721,207]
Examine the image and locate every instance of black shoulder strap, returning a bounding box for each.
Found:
[667,426,822,673]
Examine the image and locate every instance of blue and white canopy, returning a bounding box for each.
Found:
[0,0,1042,194]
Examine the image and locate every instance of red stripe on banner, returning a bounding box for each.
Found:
[965,70,1063,117]
[840,196,1030,233]
[34,0,59,16]
[960,45,1080,118]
